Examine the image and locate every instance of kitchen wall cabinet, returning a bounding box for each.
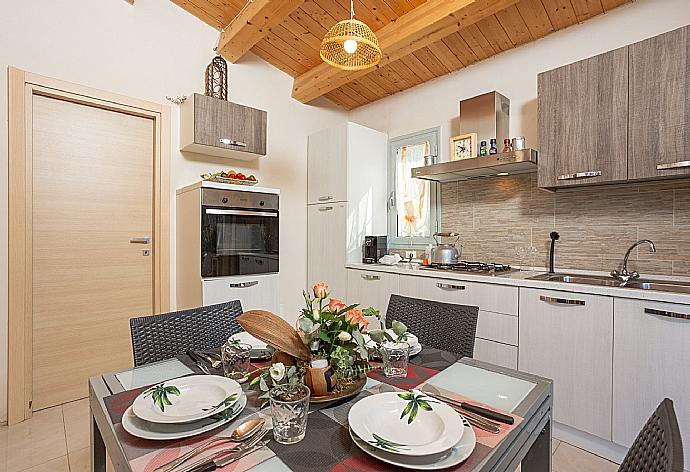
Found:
[629,25,690,180]
[346,269,399,328]
[538,47,628,188]
[612,298,690,470]
[306,123,387,298]
[180,93,267,159]
[519,288,613,440]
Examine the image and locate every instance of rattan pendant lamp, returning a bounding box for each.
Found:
[320,0,382,71]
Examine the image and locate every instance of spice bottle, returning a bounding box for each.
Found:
[489,139,498,155]
[503,139,512,153]
[479,140,488,156]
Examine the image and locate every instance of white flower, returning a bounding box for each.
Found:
[337,331,352,342]
[269,362,286,382]
[312,309,320,321]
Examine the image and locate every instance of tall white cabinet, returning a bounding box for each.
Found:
[306,123,387,299]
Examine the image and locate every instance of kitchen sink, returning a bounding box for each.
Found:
[528,273,690,294]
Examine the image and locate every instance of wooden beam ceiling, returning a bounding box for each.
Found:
[292,0,519,103]
[171,0,634,110]
[217,0,306,62]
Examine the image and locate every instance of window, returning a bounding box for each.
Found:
[387,128,439,248]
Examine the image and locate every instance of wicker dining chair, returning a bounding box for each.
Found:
[617,398,684,472]
[129,300,244,366]
[385,294,479,358]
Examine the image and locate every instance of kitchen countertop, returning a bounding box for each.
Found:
[346,262,690,305]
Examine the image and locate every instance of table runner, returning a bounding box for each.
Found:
[102,346,523,472]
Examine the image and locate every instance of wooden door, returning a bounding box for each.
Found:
[612,298,690,470]
[537,47,628,188]
[629,25,690,180]
[307,203,348,299]
[31,94,155,410]
[518,288,613,440]
[307,125,347,205]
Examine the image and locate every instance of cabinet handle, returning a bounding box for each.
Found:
[539,295,585,305]
[644,307,690,320]
[656,161,690,170]
[219,138,247,147]
[129,237,151,244]
[318,196,333,202]
[318,206,333,212]
[229,281,258,288]
[361,274,380,280]
[437,282,465,290]
[557,171,602,180]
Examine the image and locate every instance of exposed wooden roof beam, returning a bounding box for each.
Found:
[291,0,518,103]
[217,0,306,63]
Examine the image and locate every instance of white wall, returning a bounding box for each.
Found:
[0,0,347,422]
[349,0,690,161]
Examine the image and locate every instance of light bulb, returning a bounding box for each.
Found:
[343,39,358,54]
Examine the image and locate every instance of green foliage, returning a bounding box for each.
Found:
[202,393,238,411]
[143,384,181,412]
[397,391,436,424]
[368,433,409,452]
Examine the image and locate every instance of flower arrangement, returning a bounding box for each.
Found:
[249,361,304,405]
[297,282,379,385]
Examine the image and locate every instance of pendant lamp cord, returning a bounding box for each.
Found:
[350,0,354,19]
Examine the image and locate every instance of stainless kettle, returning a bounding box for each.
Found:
[430,232,462,265]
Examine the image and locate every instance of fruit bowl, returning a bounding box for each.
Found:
[201,173,258,186]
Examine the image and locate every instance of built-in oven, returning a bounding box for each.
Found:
[200,188,279,278]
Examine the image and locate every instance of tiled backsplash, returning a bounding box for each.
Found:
[438,174,690,277]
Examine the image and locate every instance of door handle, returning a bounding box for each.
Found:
[219,138,247,147]
[557,171,601,180]
[539,295,585,305]
[318,196,333,202]
[437,282,465,290]
[644,307,690,320]
[656,161,690,170]
[229,281,259,288]
[361,274,380,280]
[130,237,151,244]
[318,206,334,212]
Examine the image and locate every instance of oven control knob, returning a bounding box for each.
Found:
[260,201,265,206]
[222,197,228,204]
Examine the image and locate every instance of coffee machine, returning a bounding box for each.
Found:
[363,236,387,264]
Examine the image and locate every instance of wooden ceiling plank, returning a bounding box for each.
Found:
[299,0,341,30]
[568,0,604,22]
[365,0,399,25]
[280,15,324,50]
[217,0,306,62]
[413,47,451,76]
[442,31,477,65]
[348,77,381,102]
[261,31,321,69]
[427,39,465,70]
[458,24,495,60]
[270,24,322,63]
[337,83,370,107]
[171,0,226,29]
[540,0,578,29]
[600,0,631,12]
[475,15,514,51]
[252,42,308,76]
[365,70,400,95]
[355,75,390,98]
[515,0,554,38]
[388,60,426,88]
[495,5,533,46]
[324,89,355,109]
[289,6,329,37]
[380,0,416,17]
[401,52,437,82]
[292,0,519,103]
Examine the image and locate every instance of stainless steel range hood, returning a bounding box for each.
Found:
[411,148,538,183]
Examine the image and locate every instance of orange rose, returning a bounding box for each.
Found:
[313,282,329,299]
[328,298,346,313]
[345,308,369,330]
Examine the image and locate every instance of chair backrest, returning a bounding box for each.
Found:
[618,398,684,472]
[385,294,479,358]
[129,300,244,366]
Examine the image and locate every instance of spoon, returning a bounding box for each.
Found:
[153,418,265,472]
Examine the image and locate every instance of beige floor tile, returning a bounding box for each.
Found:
[552,438,561,454]
[22,456,69,472]
[68,447,114,472]
[553,442,619,472]
[62,399,89,453]
[0,406,67,472]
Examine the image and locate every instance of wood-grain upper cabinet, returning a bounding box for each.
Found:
[629,25,690,180]
[519,288,613,440]
[180,93,267,159]
[538,47,628,188]
[307,125,348,204]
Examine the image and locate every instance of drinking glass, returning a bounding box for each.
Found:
[515,245,527,271]
[269,384,310,444]
[221,341,252,382]
[526,246,539,271]
[380,342,410,378]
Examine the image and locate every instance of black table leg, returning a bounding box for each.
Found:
[91,411,107,472]
[521,418,552,471]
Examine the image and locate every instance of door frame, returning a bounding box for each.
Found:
[7,67,171,424]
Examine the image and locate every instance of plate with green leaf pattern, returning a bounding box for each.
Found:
[347,391,464,456]
[132,375,242,424]
[123,393,247,440]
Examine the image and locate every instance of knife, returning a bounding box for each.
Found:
[185,440,269,472]
[421,389,513,424]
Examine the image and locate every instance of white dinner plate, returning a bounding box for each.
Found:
[132,375,242,424]
[229,331,267,349]
[123,393,247,441]
[348,391,464,456]
[350,415,476,470]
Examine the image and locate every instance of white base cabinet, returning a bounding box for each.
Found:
[613,298,690,471]
[346,269,399,329]
[519,288,613,440]
[202,274,279,313]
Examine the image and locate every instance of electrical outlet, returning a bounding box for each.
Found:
[405,250,415,260]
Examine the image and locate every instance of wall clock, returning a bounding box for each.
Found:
[450,133,477,161]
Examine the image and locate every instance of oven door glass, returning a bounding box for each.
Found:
[201,207,279,277]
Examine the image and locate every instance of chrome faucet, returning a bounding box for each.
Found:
[611,240,656,286]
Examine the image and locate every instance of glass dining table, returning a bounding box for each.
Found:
[88,347,553,472]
